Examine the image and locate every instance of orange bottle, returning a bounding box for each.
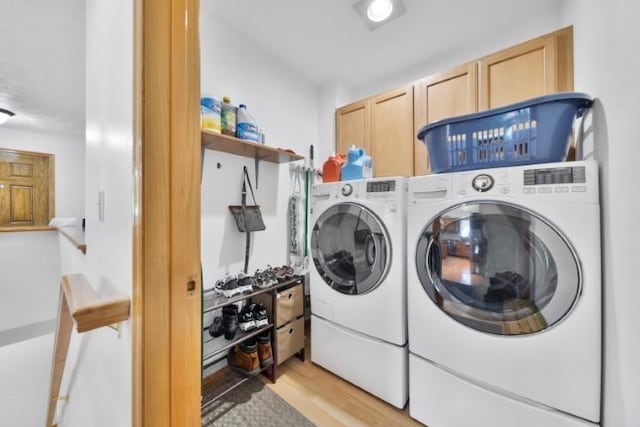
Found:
[322,153,346,183]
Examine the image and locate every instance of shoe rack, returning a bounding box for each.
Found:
[201,276,306,410]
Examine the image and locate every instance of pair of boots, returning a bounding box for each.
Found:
[230,332,273,375]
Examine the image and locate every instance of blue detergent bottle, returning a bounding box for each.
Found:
[341,146,366,181]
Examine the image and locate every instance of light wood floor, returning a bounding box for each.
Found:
[260,330,423,427]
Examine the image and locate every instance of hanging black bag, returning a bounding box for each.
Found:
[228,166,266,232]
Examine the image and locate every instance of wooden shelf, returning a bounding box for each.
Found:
[201,130,304,163]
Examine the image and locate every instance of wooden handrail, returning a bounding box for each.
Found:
[46,274,130,427]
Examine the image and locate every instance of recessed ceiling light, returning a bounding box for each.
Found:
[367,0,393,22]
[0,108,15,126]
[353,0,406,31]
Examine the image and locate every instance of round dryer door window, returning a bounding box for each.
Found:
[311,202,391,295]
[415,201,581,336]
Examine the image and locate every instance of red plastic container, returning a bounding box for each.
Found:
[322,154,346,183]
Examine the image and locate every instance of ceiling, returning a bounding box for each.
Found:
[0,0,562,140]
[0,0,85,139]
[202,0,563,88]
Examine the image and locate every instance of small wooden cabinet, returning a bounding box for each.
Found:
[335,86,414,178]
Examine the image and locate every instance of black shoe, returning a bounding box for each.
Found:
[222,305,239,340]
[238,304,256,332]
[208,316,224,338]
[251,303,269,327]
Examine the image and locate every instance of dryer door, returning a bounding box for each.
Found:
[415,201,581,335]
[311,202,391,295]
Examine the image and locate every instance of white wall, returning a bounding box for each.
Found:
[0,127,85,219]
[200,12,318,296]
[560,1,640,426]
[0,230,60,343]
[0,333,54,427]
[0,231,60,427]
[58,0,134,425]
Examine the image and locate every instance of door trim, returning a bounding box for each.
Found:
[133,0,201,425]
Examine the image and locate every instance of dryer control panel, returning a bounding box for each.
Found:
[442,160,598,203]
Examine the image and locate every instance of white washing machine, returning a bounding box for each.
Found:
[310,177,407,408]
[407,161,601,426]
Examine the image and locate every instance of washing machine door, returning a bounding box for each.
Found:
[311,202,390,295]
[415,201,581,336]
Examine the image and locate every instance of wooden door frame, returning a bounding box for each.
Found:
[132,0,201,425]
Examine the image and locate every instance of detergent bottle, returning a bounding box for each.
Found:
[341,146,366,181]
[221,96,237,136]
[322,153,346,183]
[237,104,262,143]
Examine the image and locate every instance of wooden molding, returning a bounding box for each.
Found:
[0,225,56,232]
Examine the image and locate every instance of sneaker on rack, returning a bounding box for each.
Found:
[228,339,260,375]
[251,303,269,328]
[256,332,273,367]
[253,269,266,288]
[264,265,279,286]
[238,304,256,332]
[237,272,255,294]
[214,274,242,298]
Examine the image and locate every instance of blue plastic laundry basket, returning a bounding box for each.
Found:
[417,92,593,173]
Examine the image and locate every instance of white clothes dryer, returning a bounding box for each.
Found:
[310,177,407,408]
[407,161,601,426]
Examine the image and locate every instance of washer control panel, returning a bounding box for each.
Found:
[366,180,396,193]
[524,166,586,186]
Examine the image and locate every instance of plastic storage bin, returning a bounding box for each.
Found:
[417,92,593,173]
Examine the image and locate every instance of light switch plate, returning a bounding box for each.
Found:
[98,190,105,222]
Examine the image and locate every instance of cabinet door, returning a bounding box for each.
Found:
[413,62,478,176]
[478,26,573,110]
[335,99,370,155]
[370,85,414,177]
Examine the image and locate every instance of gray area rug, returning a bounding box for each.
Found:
[202,377,315,427]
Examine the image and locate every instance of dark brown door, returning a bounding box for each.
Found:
[0,148,53,226]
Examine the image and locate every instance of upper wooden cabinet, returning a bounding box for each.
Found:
[335,26,573,177]
[413,62,478,176]
[370,85,414,177]
[335,99,370,156]
[478,26,573,110]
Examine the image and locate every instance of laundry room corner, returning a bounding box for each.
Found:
[199,5,319,291]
